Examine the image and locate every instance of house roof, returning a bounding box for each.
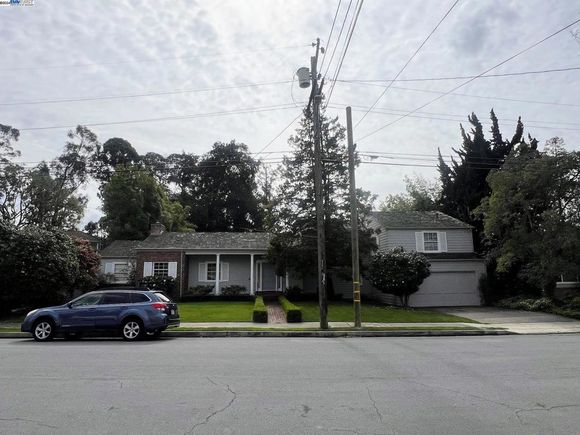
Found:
[136,232,273,251]
[100,240,142,258]
[65,229,101,242]
[370,211,472,229]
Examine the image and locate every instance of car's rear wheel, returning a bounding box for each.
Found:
[33,319,55,342]
[121,318,144,341]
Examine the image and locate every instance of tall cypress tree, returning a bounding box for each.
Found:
[437,110,528,251]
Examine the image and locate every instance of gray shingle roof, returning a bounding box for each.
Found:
[371,211,472,229]
[136,232,273,251]
[100,240,142,258]
[65,230,100,242]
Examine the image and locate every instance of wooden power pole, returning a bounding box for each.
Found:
[310,39,328,329]
[346,106,361,327]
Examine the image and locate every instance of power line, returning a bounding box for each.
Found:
[337,81,580,108]
[319,0,342,73]
[325,0,364,106]
[18,103,302,131]
[0,44,311,72]
[355,0,460,128]
[255,112,304,156]
[0,80,293,106]
[357,17,580,142]
[328,103,580,131]
[322,0,354,79]
[339,65,580,83]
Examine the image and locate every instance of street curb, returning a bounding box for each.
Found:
[1,330,514,339]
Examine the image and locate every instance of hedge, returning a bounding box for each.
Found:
[252,296,268,323]
[279,296,302,323]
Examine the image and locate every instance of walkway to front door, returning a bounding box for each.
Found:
[262,293,286,324]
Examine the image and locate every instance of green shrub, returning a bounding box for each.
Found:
[252,296,268,323]
[279,296,302,323]
[566,295,580,309]
[221,285,247,296]
[497,296,554,311]
[186,285,214,296]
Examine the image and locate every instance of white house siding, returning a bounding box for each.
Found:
[187,255,254,291]
[380,229,474,253]
[100,258,133,284]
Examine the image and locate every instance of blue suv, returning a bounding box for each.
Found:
[21,290,180,341]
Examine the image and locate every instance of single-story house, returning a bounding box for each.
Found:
[359,211,485,307]
[134,223,299,298]
[99,240,141,284]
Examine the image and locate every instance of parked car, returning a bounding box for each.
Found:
[21,289,180,342]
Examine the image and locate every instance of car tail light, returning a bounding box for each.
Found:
[151,302,167,311]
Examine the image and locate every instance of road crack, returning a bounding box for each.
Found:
[186,383,237,434]
[367,387,384,423]
[0,417,58,429]
[514,403,580,425]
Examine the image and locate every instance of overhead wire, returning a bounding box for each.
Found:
[356,17,580,142]
[355,0,460,128]
[322,0,354,80]
[325,0,365,106]
[319,0,343,73]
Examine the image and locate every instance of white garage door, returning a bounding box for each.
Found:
[409,271,481,307]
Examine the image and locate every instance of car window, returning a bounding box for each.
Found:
[101,293,132,305]
[71,293,102,307]
[131,293,150,303]
[153,292,171,302]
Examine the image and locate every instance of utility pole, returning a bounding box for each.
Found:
[309,38,328,329]
[346,106,361,327]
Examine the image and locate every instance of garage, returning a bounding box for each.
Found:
[408,260,485,307]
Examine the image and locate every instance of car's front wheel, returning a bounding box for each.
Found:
[121,318,144,341]
[33,319,55,342]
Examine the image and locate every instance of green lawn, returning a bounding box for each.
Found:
[177,301,254,322]
[297,301,475,323]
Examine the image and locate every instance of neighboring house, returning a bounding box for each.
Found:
[362,211,485,307]
[65,230,103,251]
[133,223,298,298]
[99,240,141,284]
[356,211,485,307]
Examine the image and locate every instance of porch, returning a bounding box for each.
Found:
[185,252,287,296]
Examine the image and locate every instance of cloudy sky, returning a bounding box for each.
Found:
[2,0,580,226]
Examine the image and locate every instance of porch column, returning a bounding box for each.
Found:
[215,253,221,295]
[250,254,255,295]
[285,271,289,290]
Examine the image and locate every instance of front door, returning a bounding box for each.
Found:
[256,261,278,292]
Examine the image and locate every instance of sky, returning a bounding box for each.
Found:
[1,0,580,227]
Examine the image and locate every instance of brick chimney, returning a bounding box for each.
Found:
[150,222,166,236]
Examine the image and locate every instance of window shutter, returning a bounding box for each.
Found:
[415,232,423,252]
[198,262,207,281]
[439,232,448,252]
[143,262,153,277]
[220,262,229,281]
[104,262,114,274]
[168,262,178,278]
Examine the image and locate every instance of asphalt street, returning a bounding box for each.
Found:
[1,335,580,435]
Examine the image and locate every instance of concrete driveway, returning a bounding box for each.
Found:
[435,307,580,334]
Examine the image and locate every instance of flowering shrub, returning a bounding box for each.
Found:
[140,275,176,297]
[367,247,431,307]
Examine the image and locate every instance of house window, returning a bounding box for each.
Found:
[423,232,439,252]
[153,262,169,277]
[113,263,129,282]
[200,262,229,281]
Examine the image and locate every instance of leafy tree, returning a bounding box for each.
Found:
[367,247,431,307]
[140,152,168,183]
[0,124,20,164]
[437,110,530,250]
[100,166,191,240]
[166,152,199,203]
[0,222,79,314]
[0,126,95,229]
[83,221,100,236]
[93,137,140,182]
[380,175,440,212]
[477,138,580,297]
[70,238,100,297]
[268,108,376,285]
[190,141,262,231]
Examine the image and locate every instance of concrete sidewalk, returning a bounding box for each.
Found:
[179,321,486,329]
